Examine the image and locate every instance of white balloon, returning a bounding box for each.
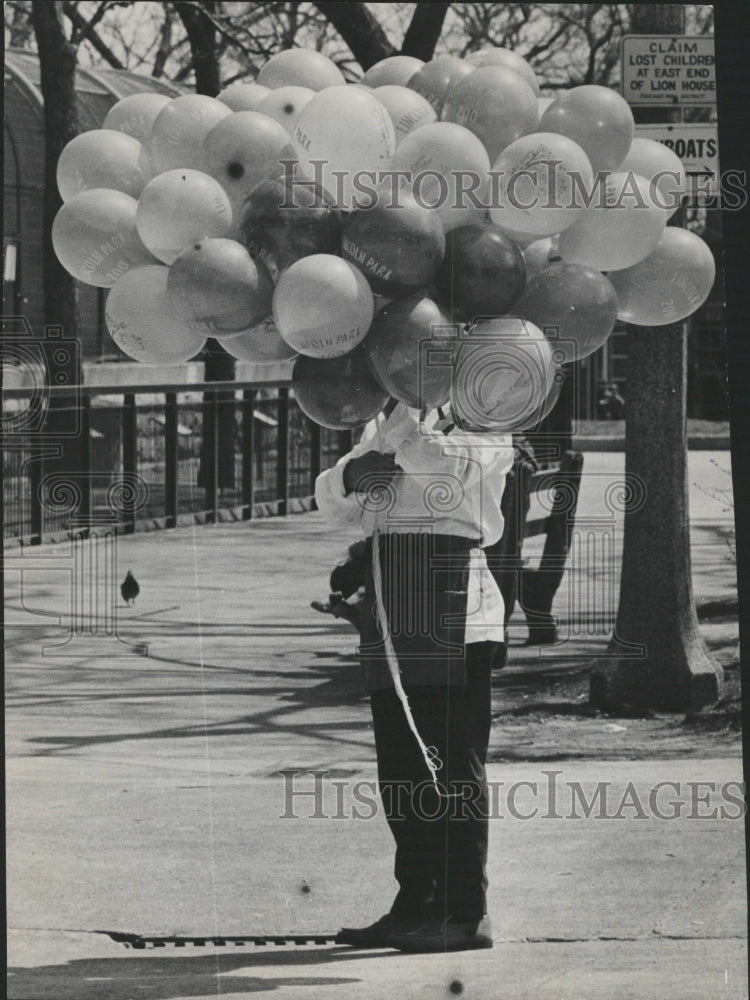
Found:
[389,122,491,232]
[490,132,594,237]
[103,94,171,143]
[222,315,298,363]
[465,47,541,96]
[258,49,345,91]
[201,111,295,221]
[136,169,233,264]
[257,86,315,133]
[106,265,209,364]
[373,85,437,146]
[273,255,374,358]
[617,138,687,218]
[293,86,396,210]
[150,94,231,172]
[217,82,270,111]
[361,55,425,88]
[57,129,152,201]
[52,188,155,287]
[557,171,669,271]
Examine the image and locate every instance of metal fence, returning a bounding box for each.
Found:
[3,380,353,545]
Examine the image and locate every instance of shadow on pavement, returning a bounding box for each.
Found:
[8,948,385,1000]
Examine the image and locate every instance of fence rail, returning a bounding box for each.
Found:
[3,380,353,546]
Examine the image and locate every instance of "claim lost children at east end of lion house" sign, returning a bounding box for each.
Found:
[621,35,716,105]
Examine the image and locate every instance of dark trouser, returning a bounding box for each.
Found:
[369,641,497,924]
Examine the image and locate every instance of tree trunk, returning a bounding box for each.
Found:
[400,2,450,60]
[31,0,82,465]
[314,1,396,69]
[31,0,80,351]
[175,0,236,490]
[590,4,723,710]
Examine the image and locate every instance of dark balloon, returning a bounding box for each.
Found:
[363,294,457,409]
[292,345,389,429]
[515,261,618,364]
[436,225,526,322]
[239,175,342,282]
[341,191,445,297]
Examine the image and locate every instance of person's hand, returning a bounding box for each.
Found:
[343,451,399,495]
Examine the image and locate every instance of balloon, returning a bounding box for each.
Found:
[256,86,315,133]
[557,171,668,271]
[389,122,491,232]
[407,55,473,115]
[361,55,425,88]
[103,93,171,142]
[373,85,437,146]
[539,85,634,174]
[342,186,445,297]
[136,169,233,264]
[105,265,209,363]
[239,176,341,282]
[515,261,618,363]
[167,239,274,333]
[607,227,716,326]
[222,315,297,363]
[201,111,296,221]
[217,82,270,111]
[442,66,539,162]
[537,95,556,118]
[51,189,156,287]
[489,132,594,237]
[523,237,562,280]
[150,94,231,172]
[57,130,152,201]
[257,49,345,91]
[273,255,374,358]
[363,294,457,408]
[292,86,396,209]
[617,138,687,217]
[451,318,559,432]
[437,224,526,320]
[293,346,390,429]
[465,47,540,96]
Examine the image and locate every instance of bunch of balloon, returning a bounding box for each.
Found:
[49,44,717,430]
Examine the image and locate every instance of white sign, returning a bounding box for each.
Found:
[622,35,716,105]
[634,123,719,198]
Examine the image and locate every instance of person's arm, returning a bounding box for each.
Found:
[387,413,515,487]
[314,407,405,525]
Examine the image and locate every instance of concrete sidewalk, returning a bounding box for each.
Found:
[5,452,746,999]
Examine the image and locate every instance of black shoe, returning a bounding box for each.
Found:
[335,911,424,948]
[384,914,493,953]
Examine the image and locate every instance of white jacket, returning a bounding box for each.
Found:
[315,403,514,643]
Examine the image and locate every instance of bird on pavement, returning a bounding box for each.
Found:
[121,571,140,606]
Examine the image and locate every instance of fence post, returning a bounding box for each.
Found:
[276,387,289,516]
[122,394,137,535]
[30,449,44,544]
[242,388,256,520]
[309,419,322,495]
[164,392,178,529]
[79,395,91,530]
[205,391,219,524]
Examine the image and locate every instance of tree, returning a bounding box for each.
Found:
[31,0,81,377]
[589,3,723,711]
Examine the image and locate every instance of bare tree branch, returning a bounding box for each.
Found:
[62,0,125,67]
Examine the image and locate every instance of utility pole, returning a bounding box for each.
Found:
[590,4,723,710]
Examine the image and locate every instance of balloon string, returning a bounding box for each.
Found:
[371,410,440,790]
